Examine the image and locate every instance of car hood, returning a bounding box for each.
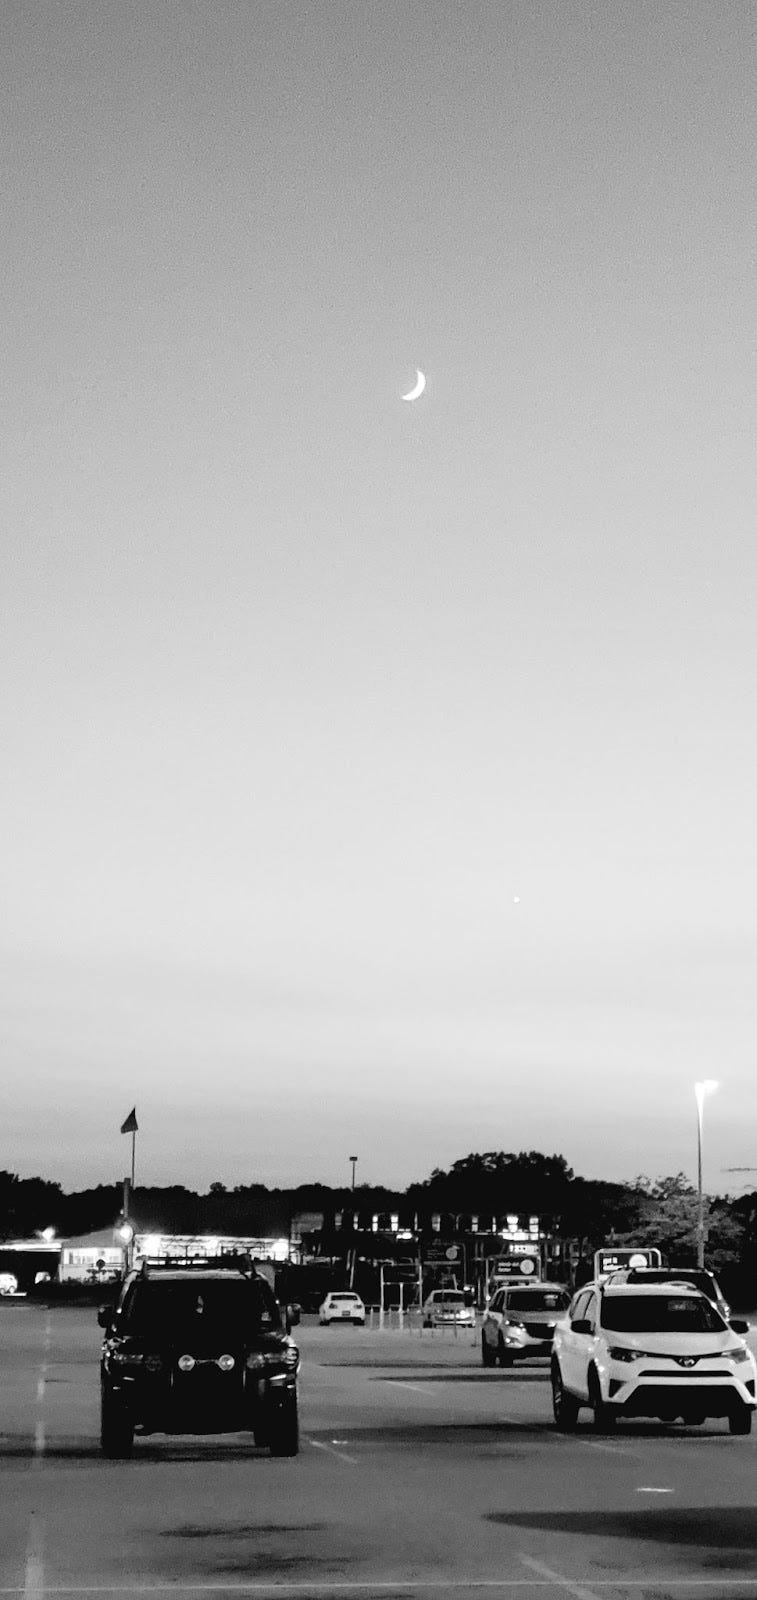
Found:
[602,1330,749,1358]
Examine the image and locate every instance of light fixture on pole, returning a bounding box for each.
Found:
[349,1155,358,1193]
[694,1080,719,1269]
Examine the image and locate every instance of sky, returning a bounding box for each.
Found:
[3,1,756,1197]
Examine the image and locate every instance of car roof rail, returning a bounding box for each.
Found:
[135,1252,256,1276]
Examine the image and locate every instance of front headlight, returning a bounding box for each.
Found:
[607,1346,646,1363]
[178,1353,196,1372]
[506,1318,524,1330]
[246,1347,299,1373]
[217,1353,235,1372]
[730,1347,751,1364]
[111,1350,144,1366]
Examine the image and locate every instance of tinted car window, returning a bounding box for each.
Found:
[123,1277,279,1335]
[601,1294,725,1334]
[570,1291,592,1322]
[506,1290,570,1312]
[431,1291,464,1304]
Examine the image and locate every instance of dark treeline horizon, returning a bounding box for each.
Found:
[2,1150,756,1257]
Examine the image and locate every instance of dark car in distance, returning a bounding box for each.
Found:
[98,1255,300,1458]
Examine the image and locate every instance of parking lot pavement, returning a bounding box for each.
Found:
[1,1304,757,1599]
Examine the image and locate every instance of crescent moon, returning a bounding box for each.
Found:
[401,368,426,402]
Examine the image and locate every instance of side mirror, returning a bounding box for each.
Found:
[570,1317,593,1335]
[97,1305,111,1329]
[286,1303,301,1329]
[730,1318,749,1335]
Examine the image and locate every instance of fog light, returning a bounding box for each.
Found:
[178,1354,196,1372]
[217,1353,235,1372]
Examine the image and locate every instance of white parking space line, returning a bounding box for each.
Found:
[305,1435,359,1465]
[637,1485,673,1493]
[520,1554,603,1600]
[2,1579,757,1594]
[23,1513,44,1600]
[32,1313,51,1459]
[385,1380,437,1395]
[583,1439,641,1457]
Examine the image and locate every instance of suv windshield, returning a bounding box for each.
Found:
[122,1277,279,1337]
[601,1294,725,1334]
[433,1292,464,1304]
[507,1290,570,1312]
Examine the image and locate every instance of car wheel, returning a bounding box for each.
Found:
[588,1368,616,1433]
[100,1391,134,1459]
[729,1405,752,1436]
[481,1332,496,1368]
[497,1334,514,1368]
[551,1362,579,1432]
[269,1393,299,1457]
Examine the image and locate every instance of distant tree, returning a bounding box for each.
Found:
[0,1171,64,1238]
[608,1173,744,1272]
[408,1151,575,1221]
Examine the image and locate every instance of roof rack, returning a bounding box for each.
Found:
[135,1253,255,1275]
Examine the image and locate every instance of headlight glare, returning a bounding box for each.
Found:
[178,1353,196,1372]
[217,1353,235,1371]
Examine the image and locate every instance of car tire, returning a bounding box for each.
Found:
[481,1333,496,1368]
[497,1335,514,1368]
[728,1405,752,1436]
[269,1394,299,1457]
[551,1362,579,1432]
[100,1391,134,1459]
[588,1368,616,1433]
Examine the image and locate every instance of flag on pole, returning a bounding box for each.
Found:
[120,1107,138,1134]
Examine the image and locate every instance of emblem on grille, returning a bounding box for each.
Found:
[676,1356,697,1367]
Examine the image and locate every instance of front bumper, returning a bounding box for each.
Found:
[503,1324,557,1356]
[105,1360,297,1436]
[601,1365,756,1419]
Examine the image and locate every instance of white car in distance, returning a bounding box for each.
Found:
[422,1289,476,1329]
[482,1281,571,1366]
[319,1291,366,1326]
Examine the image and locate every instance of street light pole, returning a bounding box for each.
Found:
[694,1081,719,1269]
[350,1156,358,1193]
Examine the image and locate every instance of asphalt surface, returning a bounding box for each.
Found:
[2,1303,757,1599]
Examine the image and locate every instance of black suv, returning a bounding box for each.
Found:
[98,1256,300,1458]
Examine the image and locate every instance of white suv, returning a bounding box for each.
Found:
[551,1282,756,1435]
[482,1282,570,1366]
